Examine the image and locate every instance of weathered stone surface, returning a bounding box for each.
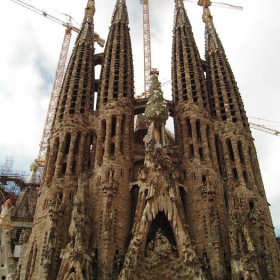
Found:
[13,0,280,279]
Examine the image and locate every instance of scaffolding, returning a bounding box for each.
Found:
[0,157,40,221]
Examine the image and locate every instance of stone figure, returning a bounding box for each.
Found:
[154,228,173,257]
[0,198,13,220]
[146,240,155,258]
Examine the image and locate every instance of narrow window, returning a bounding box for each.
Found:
[238,141,245,164]
[110,143,115,156]
[186,117,192,138]
[196,119,201,142]
[189,144,194,159]
[64,133,71,156]
[226,138,235,162]
[111,115,117,137]
[232,168,238,180]
[199,147,204,161]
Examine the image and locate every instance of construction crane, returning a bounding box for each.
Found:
[195,0,243,10]
[138,0,242,98]
[249,123,280,137]
[9,0,105,167]
[10,0,105,47]
[138,0,280,139]
[140,0,152,96]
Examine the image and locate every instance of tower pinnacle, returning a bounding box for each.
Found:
[198,0,211,8]
[83,0,95,23]
[203,5,220,52]
[111,0,129,24]
[144,73,169,145]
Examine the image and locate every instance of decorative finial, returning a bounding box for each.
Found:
[144,70,169,145]
[112,0,128,24]
[198,0,211,8]
[145,71,168,125]
[83,0,95,23]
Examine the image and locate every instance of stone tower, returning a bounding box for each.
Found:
[16,0,280,279]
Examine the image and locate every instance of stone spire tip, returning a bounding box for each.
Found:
[83,0,95,23]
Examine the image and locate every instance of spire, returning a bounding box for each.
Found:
[173,0,192,29]
[203,5,249,128]
[75,0,95,44]
[145,73,168,126]
[47,0,96,180]
[54,0,95,122]
[97,0,134,108]
[111,0,129,24]
[83,0,95,23]
[171,0,209,109]
[203,5,221,52]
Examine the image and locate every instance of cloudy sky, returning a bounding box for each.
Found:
[0,0,279,234]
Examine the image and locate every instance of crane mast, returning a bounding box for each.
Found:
[37,29,71,166]
[139,0,241,98]
[9,0,105,168]
[141,0,152,96]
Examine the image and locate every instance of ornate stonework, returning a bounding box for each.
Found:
[119,74,204,280]
[12,0,280,279]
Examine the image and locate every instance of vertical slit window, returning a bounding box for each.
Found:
[215,135,226,178]
[186,117,192,138]
[72,161,76,174]
[189,144,194,159]
[102,120,106,143]
[64,134,71,157]
[232,168,238,180]
[111,115,117,138]
[62,162,67,174]
[249,146,258,186]
[243,171,248,183]
[199,147,204,161]
[226,138,235,162]
[206,125,213,162]
[196,119,201,142]
[110,143,115,157]
[74,132,81,155]
[237,140,245,164]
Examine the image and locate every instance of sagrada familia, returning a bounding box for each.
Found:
[5,0,279,279]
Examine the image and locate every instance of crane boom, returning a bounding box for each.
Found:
[10,0,78,31]
[249,122,280,137]
[9,0,105,47]
[196,0,243,10]
[141,0,152,96]
[138,1,277,142]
